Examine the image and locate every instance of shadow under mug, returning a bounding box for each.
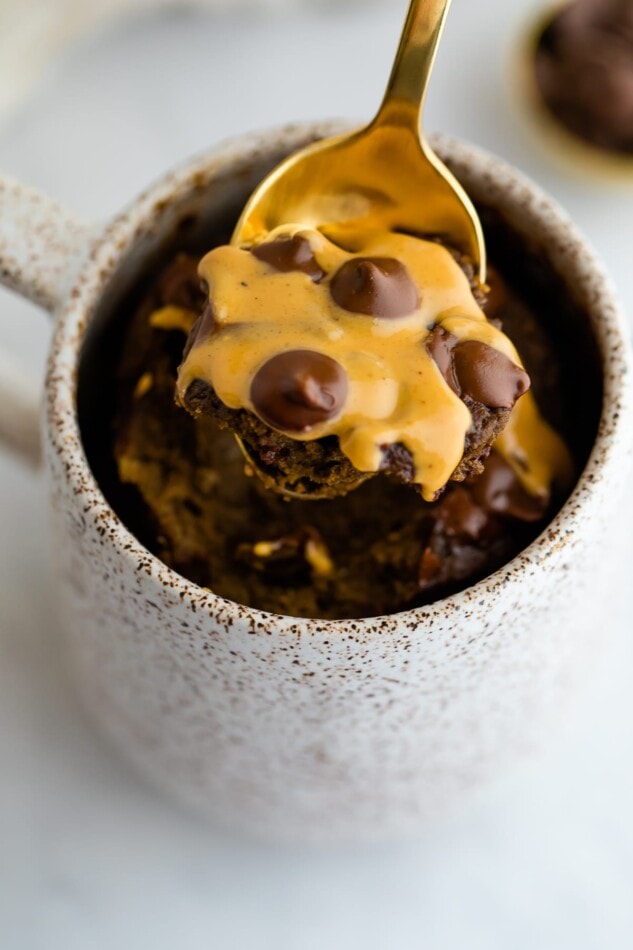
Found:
[0,121,631,844]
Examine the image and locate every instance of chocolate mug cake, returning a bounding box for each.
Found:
[4,122,619,840]
[89,196,592,620]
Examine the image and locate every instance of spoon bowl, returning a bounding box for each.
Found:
[231,0,487,499]
[232,0,486,278]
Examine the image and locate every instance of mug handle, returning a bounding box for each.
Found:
[0,174,96,466]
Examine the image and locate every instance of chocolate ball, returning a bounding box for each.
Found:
[534,0,633,153]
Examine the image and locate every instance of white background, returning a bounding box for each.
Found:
[1,2,633,947]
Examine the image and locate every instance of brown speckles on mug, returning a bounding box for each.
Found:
[26,123,633,843]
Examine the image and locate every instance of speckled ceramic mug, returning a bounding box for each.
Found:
[1,122,631,844]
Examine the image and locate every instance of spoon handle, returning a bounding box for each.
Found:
[375,0,451,130]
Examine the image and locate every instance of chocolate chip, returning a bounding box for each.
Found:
[251,235,325,282]
[433,486,491,542]
[182,301,216,360]
[425,326,459,392]
[470,453,548,522]
[426,328,530,409]
[452,340,530,409]
[329,257,419,318]
[250,349,348,433]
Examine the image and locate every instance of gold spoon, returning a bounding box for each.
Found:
[233,0,486,499]
[232,0,486,280]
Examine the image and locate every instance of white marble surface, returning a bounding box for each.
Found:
[1,2,633,947]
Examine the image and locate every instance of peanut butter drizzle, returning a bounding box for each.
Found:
[176,226,571,501]
[495,395,573,498]
[149,305,197,334]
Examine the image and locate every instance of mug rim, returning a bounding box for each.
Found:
[45,120,633,630]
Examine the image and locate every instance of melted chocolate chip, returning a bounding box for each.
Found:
[251,235,325,282]
[329,257,419,318]
[426,327,530,409]
[433,486,492,542]
[452,340,530,409]
[470,453,548,522]
[250,349,348,433]
[425,326,460,391]
[181,301,216,361]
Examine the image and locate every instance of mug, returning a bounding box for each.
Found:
[1,122,631,844]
